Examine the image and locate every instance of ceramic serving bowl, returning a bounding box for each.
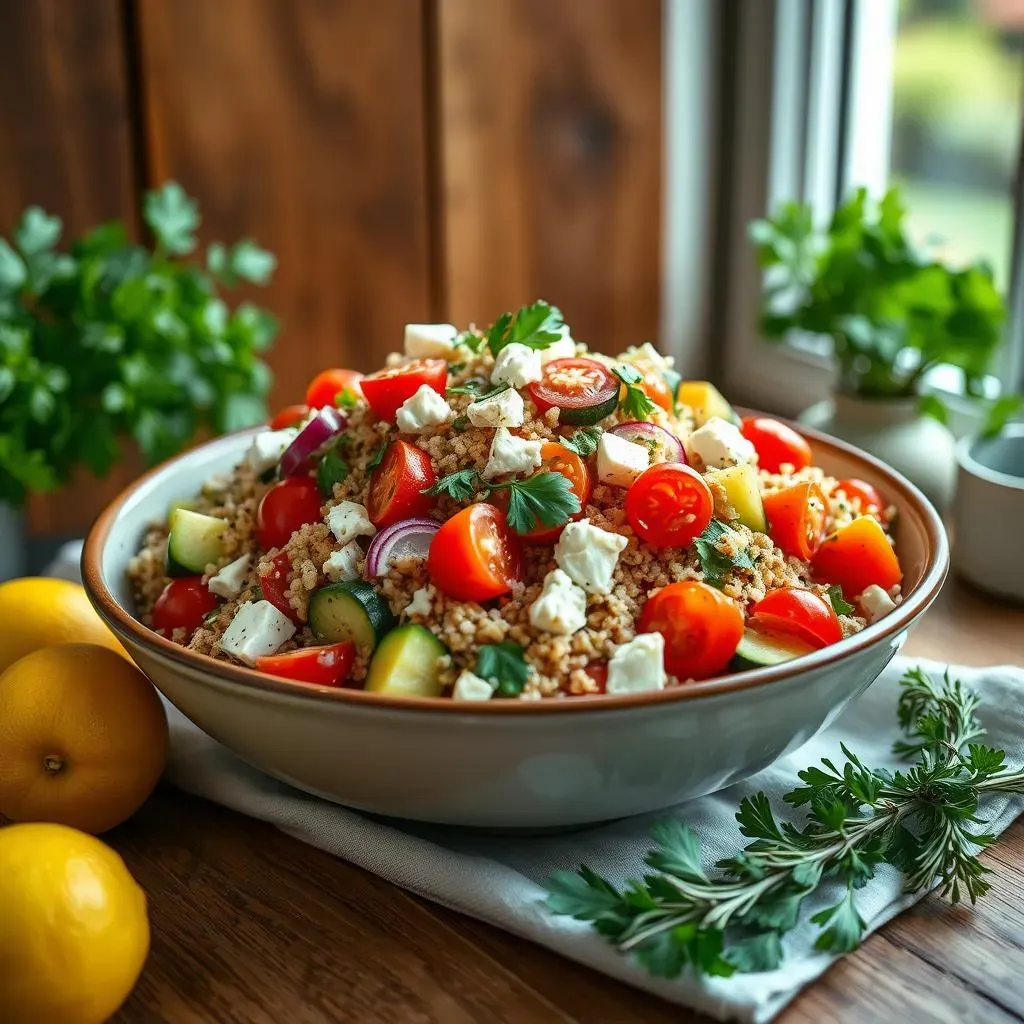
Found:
[82,419,948,829]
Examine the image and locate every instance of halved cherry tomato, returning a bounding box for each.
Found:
[625,463,713,548]
[427,503,523,602]
[269,404,310,430]
[528,358,620,425]
[812,516,902,599]
[260,550,300,622]
[499,442,591,542]
[305,368,364,409]
[255,642,356,687]
[360,359,448,423]
[152,577,219,639]
[638,580,744,680]
[741,417,812,473]
[762,482,828,561]
[365,439,437,529]
[257,476,324,550]
[836,478,885,516]
[748,587,842,649]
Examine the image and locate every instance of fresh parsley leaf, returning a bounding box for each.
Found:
[613,365,657,421]
[144,181,199,255]
[15,207,62,255]
[422,468,481,502]
[560,426,602,458]
[366,441,389,471]
[447,361,467,374]
[694,519,755,586]
[475,641,531,698]
[485,312,513,357]
[316,445,349,497]
[455,329,485,354]
[486,300,565,356]
[811,888,866,953]
[488,471,581,534]
[826,584,855,616]
[446,378,508,399]
[0,239,27,292]
[207,239,277,287]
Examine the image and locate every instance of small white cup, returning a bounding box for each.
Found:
[952,424,1024,604]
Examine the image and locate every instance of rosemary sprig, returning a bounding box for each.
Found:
[544,666,1024,978]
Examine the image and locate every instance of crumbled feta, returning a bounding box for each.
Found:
[597,432,650,488]
[606,633,667,695]
[482,427,544,480]
[452,670,496,701]
[405,585,435,619]
[621,341,675,372]
[322,541,363,583]
[684,416,756,470]
[404,323,458,359]
[540,329,577,364]
[466,387,525,428]
[207,554,252,600]
[242,428,297,476]
[327,501,376,545]
[858,584,897,624]
[554,518,628,595]
[395,384,452,433]
[529,569,588,635]
[201,472,232,499]
[220,600,296,666]
[491,342,543,389]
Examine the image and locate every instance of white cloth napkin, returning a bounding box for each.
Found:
[48,542,1024,1023]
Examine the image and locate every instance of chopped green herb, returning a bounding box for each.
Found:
[447,361,467,375]
[826,584,855,616]
[366,441,389,471]
[455,329,485,354]
[422,468,481,503]
[487,300,565,356]
[316,444,349,497]
[475,641,531,698]
[560,426,602,458]
[335,389,358,410]
[613,365,657,421]
[447,379,510,400]
[694,519,755,587]
[487,471,581,534]
[452,415,470,432]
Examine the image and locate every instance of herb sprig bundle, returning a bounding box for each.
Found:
[544,667,1024,978]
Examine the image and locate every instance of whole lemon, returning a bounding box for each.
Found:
[0,643,168,833]
[0,577,127,673]
[0,821,149,1024]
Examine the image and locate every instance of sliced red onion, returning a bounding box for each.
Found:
[279,406,347,477]
[610,421,685,463]
[366,517,440,577]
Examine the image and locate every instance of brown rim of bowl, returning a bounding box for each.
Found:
[82,414,949,715]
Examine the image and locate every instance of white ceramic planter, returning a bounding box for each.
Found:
[799,394,957,512]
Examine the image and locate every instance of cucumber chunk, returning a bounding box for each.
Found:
[365,624,447,697]
[716,463,768,534]
[308,580,396,656]
[166,508,228,577]
[733,628,814,669]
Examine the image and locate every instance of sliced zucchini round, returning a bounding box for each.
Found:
[733,627,815,669]
[308,580,396,656]
[365,623,447,697]
[558,391,620,426]
[166,507,229,577]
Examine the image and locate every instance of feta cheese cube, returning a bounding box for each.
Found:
[220,600,296,666]
[404,323,458,359]
[606,633,667,694]
[242,428,297,476]
[597,432,650,488]
[621,341,675,373]
[529,569,588,635]
[452,669,496,702]
[405,585,435,619]
[554,518,628,595]
[322,541,363,583]
[207,554,252,600]
[327,501,376,545]
[684,416,756,470]
[466,387,525,428]
[491,342,543,389]
[857,584,897,624]
[482,427,544,480]
[540,329,577,364]
[395,384,452,433]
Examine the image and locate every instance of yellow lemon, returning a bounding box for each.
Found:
[0,821,149,1024]
[0,643,168,833]
[0,576,127,673]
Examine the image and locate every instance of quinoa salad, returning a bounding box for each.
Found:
[128,301,904,701]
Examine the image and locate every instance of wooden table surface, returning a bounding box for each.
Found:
[102,574,1023,1024]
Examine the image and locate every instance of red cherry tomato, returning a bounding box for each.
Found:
[748,587,842,649]
[360,359,448,423]
[305,368,364,409]
[152,577,219,639]
[257,477,324,550]
[255,642,356,687]
[625,463,713,548]
[527,358,620,424]
[365,440,437,529]
[836,478,885,516]
[260,550,300,622]
[812,516,902,599]
[638,581,744,680]
[762,482,828,561]
[427,504,523,602]
[497,442,591,543]
[269,404,310,430]
[741,417,812,473]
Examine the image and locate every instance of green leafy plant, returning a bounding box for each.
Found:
[0,181,278,506]
[749,186,1008,415]
[544,666,1024,978]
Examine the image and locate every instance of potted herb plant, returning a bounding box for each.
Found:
[0,182,278,579]
[749,186,1008,510]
